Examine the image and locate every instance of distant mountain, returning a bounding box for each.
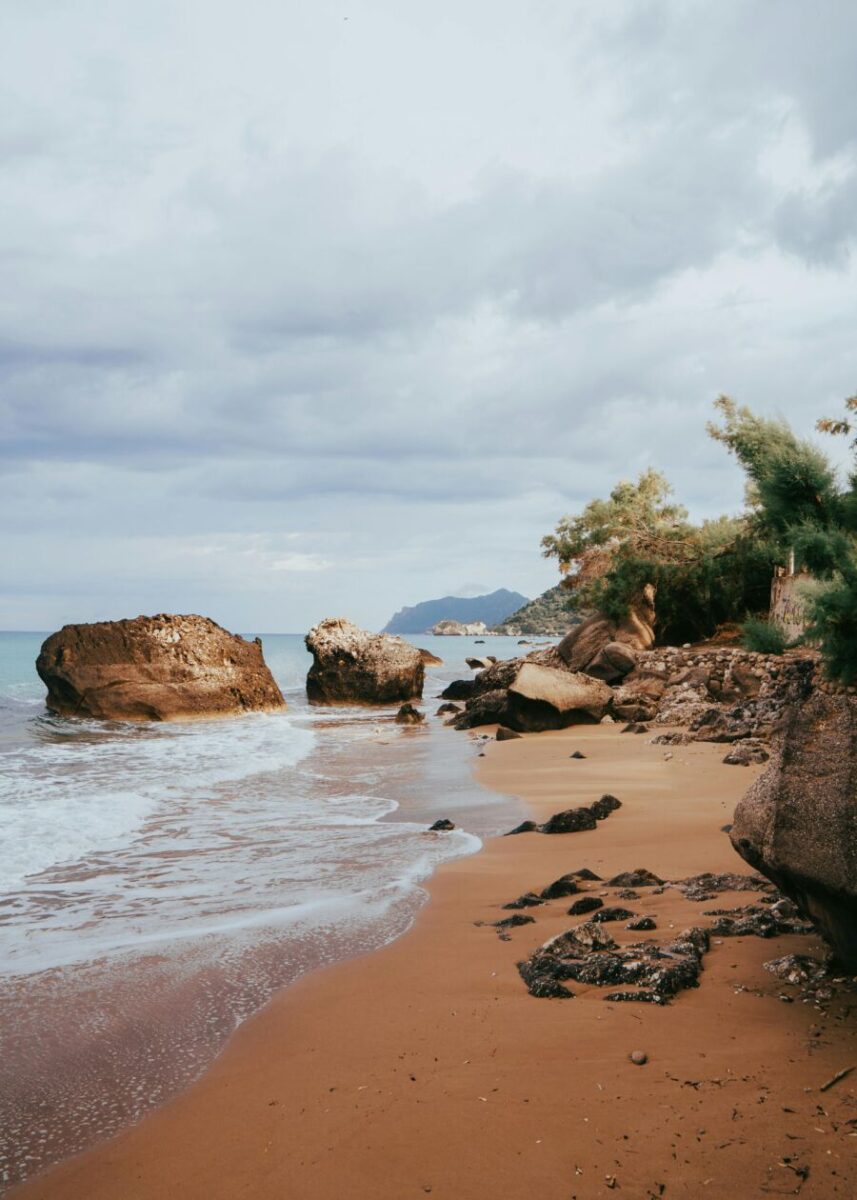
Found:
[491,583,578,636]
[382,589,528,634]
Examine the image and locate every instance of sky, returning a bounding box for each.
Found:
[2,0,857,633]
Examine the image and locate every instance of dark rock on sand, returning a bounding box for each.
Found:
[568,896,604,916]
[540,873,581,900]
[436,702,461,716]
[591,907,635,923]
[731,690,857,968]
[627,916,657,931]
[502,892,545,910]
[571,868,603,881]
[493,914,535,930]
[570,751,587,759]
[36,614,285,722]
[540,807,599,834]
[428,818,455,831]
[590,793,622,820]
[519,923,708,1003]
[496,726,522,741]
[505,820,539,836]
[305,618,424,704]
[608,869,664,888]
[395,703,425,724]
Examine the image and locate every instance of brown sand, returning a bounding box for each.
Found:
[13,726,857,1199]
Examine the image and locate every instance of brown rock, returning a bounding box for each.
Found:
[395,703,425,724]
[731,691,857,968]
[36,614,285,722]
[556,586,656,683]
[305,617,424,704]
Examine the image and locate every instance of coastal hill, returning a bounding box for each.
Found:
[492,582,578,636]
[381,588,527,634]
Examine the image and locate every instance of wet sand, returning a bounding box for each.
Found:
[13,726,857,1199]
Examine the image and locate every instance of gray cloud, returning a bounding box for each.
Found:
[2,0,857,630]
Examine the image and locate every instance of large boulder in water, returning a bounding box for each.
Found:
[556,585,656,683]
[36,614,286,721]
[305,617,424,703]
[730,691,857,968]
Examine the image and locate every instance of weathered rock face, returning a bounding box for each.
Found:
[556,586,656,683]
[36,615,286,722]
[731,692,857,968]
[305,617,424,704]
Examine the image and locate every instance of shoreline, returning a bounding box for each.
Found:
[12,724,857,1199]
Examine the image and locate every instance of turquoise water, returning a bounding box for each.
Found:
[0,629,530,1189]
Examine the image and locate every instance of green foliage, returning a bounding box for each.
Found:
[713,394,857,683]
[542,469,772,646]
[493,583,577,635]
[805,566,857,684]
[541,469,690,575]
[740,617,788,655]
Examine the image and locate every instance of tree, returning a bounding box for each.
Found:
[541,468,772,645]
[711,395,857,683]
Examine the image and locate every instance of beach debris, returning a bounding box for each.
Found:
[763,954,827,987]
[590,906,635,923]
[617,889,641,900]
[608,868,664,888]
[428,818,455,831]
[627,916,657,931]
[819,1066,855,1093]
[570,750,587,759]
[568,896,604,916]
[629,1050,648,1065]
[502,892,546,910]
[395,703,425,724]
[495,726,522,741]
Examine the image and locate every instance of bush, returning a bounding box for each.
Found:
[740,617,788,655]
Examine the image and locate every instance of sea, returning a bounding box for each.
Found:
[0,631,530,1190]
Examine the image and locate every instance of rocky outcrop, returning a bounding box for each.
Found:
[36,614,286,722]
[730,691,857,969]
[454,662,612,732]
[556,585,656,683]
[431,619,489,636]
[305,617,424,704]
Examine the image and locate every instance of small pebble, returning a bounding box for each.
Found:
[629,1050,648,1066]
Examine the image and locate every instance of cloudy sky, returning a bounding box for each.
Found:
[3,1,857,633]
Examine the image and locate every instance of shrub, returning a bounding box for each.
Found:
[740,617,788,655]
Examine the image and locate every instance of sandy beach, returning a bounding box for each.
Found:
[12,724,857,1200]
